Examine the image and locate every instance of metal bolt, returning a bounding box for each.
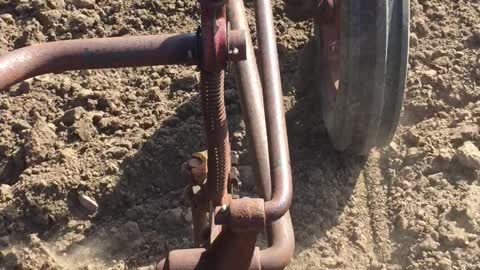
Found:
[229,47,239,56]
[329,42,337,53]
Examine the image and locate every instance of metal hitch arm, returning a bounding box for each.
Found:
[0,33,198,91]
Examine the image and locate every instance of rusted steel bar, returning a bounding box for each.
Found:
[156,213,293,270]
[254,0,293,222]
[208,230,261,270]
[0,33,198,91]
[156,232,260,270]
[228,0,272,200]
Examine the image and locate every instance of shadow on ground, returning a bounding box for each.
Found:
[78,38,368,267]
[78,71,247,266]
[278,41,366,253]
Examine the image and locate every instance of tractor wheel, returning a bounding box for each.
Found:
[305,0,410,155]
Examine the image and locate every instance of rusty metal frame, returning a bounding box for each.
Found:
[0,0,295,269]
[0,33,199,90]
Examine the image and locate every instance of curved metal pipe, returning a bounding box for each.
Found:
[0,33,198,91]
[254,0,293,222]
[259,213,295,270]
[228,0,272,200]
[156,213,294,270]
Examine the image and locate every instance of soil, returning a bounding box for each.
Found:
[0,0,479,269]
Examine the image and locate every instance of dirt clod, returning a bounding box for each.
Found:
[67,0,95,9]
[24,118,57,167]
[456,141,480,169]
[0,184,12,202]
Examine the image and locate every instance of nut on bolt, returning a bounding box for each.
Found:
[228,29,247,62]
[182,151,208,186]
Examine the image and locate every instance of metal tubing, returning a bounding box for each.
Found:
[259,213,295,270]
[156,213,294,270]
[254,0,293,222]
[0,33,198,91]
[228,0,272,200]
[209,231,261,270]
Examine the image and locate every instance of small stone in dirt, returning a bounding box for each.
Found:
[60,107,87,126]
[173,73,198,90]
[76,89,94,100]
[437,148,453,162]
[105,162,119,174]
[114,139,133,150]
[11,119,31,133]
[432,148,453,172]
[437,258,452,270]
[156,77,172,89]
[456,141,480,169]
[148,88,162,101]
[450,125,479,144]
[97,117,123,131]
[418,235,439,251]
[428,172,445,183]
[405,147,421,164]
[126,93,137,102]
[48,0,66,9]
[59,148,76,161]
[0,99,11,110]
[420,69,438,85]
[433,56,450,68]
[106,146,129,159]
[440,229,468,248]
[0,184,13,202]
[78,194,98,212]
[72,115,96,141]
[67,0,95,9]
[455,109,471,120]
[0,14,15,24]
[24,118,57,166]
[89,111,104,125]
[388,141,401,154]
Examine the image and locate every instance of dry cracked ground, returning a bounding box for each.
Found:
[0,0,479,269]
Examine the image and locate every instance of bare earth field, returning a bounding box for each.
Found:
[0,0,479,269]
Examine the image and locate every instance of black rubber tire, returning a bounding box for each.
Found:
[315,0,410,155]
